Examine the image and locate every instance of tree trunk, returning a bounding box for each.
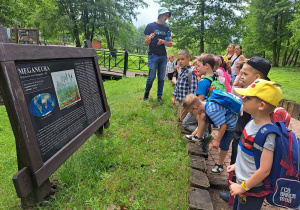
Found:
[293,50,299,66]
[282,40,290,66]
[200,0,205,54]
[74,23,81,47]
[288,49,297,66]
[286,48,294,64]
[272,14,278,67]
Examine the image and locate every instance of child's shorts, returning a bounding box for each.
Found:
[219,130,234,151]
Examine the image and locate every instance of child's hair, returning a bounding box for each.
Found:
[197,53,216,70]
[235,61,245,70]
[178,49,190,59]
[218,56,227,70]
[182,94,201,110]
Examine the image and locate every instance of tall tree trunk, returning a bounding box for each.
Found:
[286,48,294,64]
[288,49,297,66]
[74,23,81,47]
[272,14,278,67]
[282,40,290,66]
[293,50,299,66]
[200,0,205,54]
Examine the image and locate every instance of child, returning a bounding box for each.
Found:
[228,79,283,209]
[220,57,275,203]
[216,56,231,92]
[183,54,216,134]
[183,93,238,174]
[231,61,245,98]
[166,55,175,80]
[172,50,198,121]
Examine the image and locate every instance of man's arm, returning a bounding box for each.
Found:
[145,32,156,46]
[157,37,173,47]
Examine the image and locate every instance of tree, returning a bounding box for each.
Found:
[158,0,243,54]
[242,0,299,66]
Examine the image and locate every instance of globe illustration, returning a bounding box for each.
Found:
[29,93,56,117]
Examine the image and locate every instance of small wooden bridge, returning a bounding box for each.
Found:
[100,67,148,78]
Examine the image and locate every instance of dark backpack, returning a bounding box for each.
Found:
[249,121,300,209]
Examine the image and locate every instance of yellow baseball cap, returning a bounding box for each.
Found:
[235,79,283,106]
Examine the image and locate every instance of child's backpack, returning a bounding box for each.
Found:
[202,75,226,97]
[251,121,300,209]
[207,89,243,115]
[270,107,291,128]
[217,67,231,92]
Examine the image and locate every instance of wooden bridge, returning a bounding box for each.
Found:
[99,67,148,78]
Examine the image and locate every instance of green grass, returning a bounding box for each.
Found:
[269,66,300,103]
[0,77,189,209]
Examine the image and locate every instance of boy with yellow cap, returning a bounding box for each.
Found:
[227,79,283,209]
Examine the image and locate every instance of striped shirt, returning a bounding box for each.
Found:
[205,101,238,130]
[173,65,198,101]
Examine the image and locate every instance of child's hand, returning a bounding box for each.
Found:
[210,140,220,149]
[172,97,176,105]
[229,181,246,196]
[227,164,235,173]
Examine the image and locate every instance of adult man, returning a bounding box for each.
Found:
[143,7,173,103]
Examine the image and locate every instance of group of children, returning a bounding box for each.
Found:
[171,49,284,209]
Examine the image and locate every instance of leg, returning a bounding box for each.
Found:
[197,112,206,138]
[182,113,198,132]
[156,55,168,98]
[145,54,159,94]
[218,149,228,165]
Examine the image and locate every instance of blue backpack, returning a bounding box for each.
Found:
[207,89,243,115]
[250,121,300,209]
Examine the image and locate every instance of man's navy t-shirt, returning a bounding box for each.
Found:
[144,22,170,56]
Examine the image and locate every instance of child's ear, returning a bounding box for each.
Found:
[258,101,267,111]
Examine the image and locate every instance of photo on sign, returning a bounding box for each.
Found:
[51,70,81,109]
[29,93,56,117]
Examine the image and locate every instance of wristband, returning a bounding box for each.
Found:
[241,181,249,191]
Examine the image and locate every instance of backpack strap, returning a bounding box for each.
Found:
[253,124,281,169]
[188,69,193,90]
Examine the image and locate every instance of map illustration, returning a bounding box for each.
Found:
[51,70,81,109]
[29,93,56,117]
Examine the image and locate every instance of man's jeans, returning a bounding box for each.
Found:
[145,54,167,98]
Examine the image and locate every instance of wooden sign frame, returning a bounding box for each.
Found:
[0,26,110,205]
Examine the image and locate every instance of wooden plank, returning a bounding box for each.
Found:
[292,102,300,119]
[12,167,34,198]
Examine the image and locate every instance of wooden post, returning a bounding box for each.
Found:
[124,50,128,76]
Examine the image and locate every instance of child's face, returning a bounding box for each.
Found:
[170,56,174,62]
[195,61,207,75]
[242,96,261,115]
[235,64,240,75]
[177,55,190,68]
[240,64,260,86]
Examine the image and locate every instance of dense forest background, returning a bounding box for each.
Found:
[1,0,300,66]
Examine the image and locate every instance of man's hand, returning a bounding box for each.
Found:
[149,32,156,39]
[172,97,176,105]
[157,39,165,45]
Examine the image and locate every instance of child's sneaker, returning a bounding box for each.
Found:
[185,134,204,143]
[211,163,224,174]
[201,134,214,149]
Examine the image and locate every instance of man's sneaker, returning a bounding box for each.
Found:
[157,97,164,103]
[143,92,149,100]
[185,134,204,143]
[220,192,230,202]
[211,163,224,174]
[201,134,214,149]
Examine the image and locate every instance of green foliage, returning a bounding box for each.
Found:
[0,77,189,208]
[159,0,243,54]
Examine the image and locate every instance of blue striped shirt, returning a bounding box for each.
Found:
[205,101,238,130]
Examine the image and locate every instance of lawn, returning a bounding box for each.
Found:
[0,77,189,209]
[269,66,300,103]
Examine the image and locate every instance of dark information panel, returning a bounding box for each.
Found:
[16,58,105,162]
